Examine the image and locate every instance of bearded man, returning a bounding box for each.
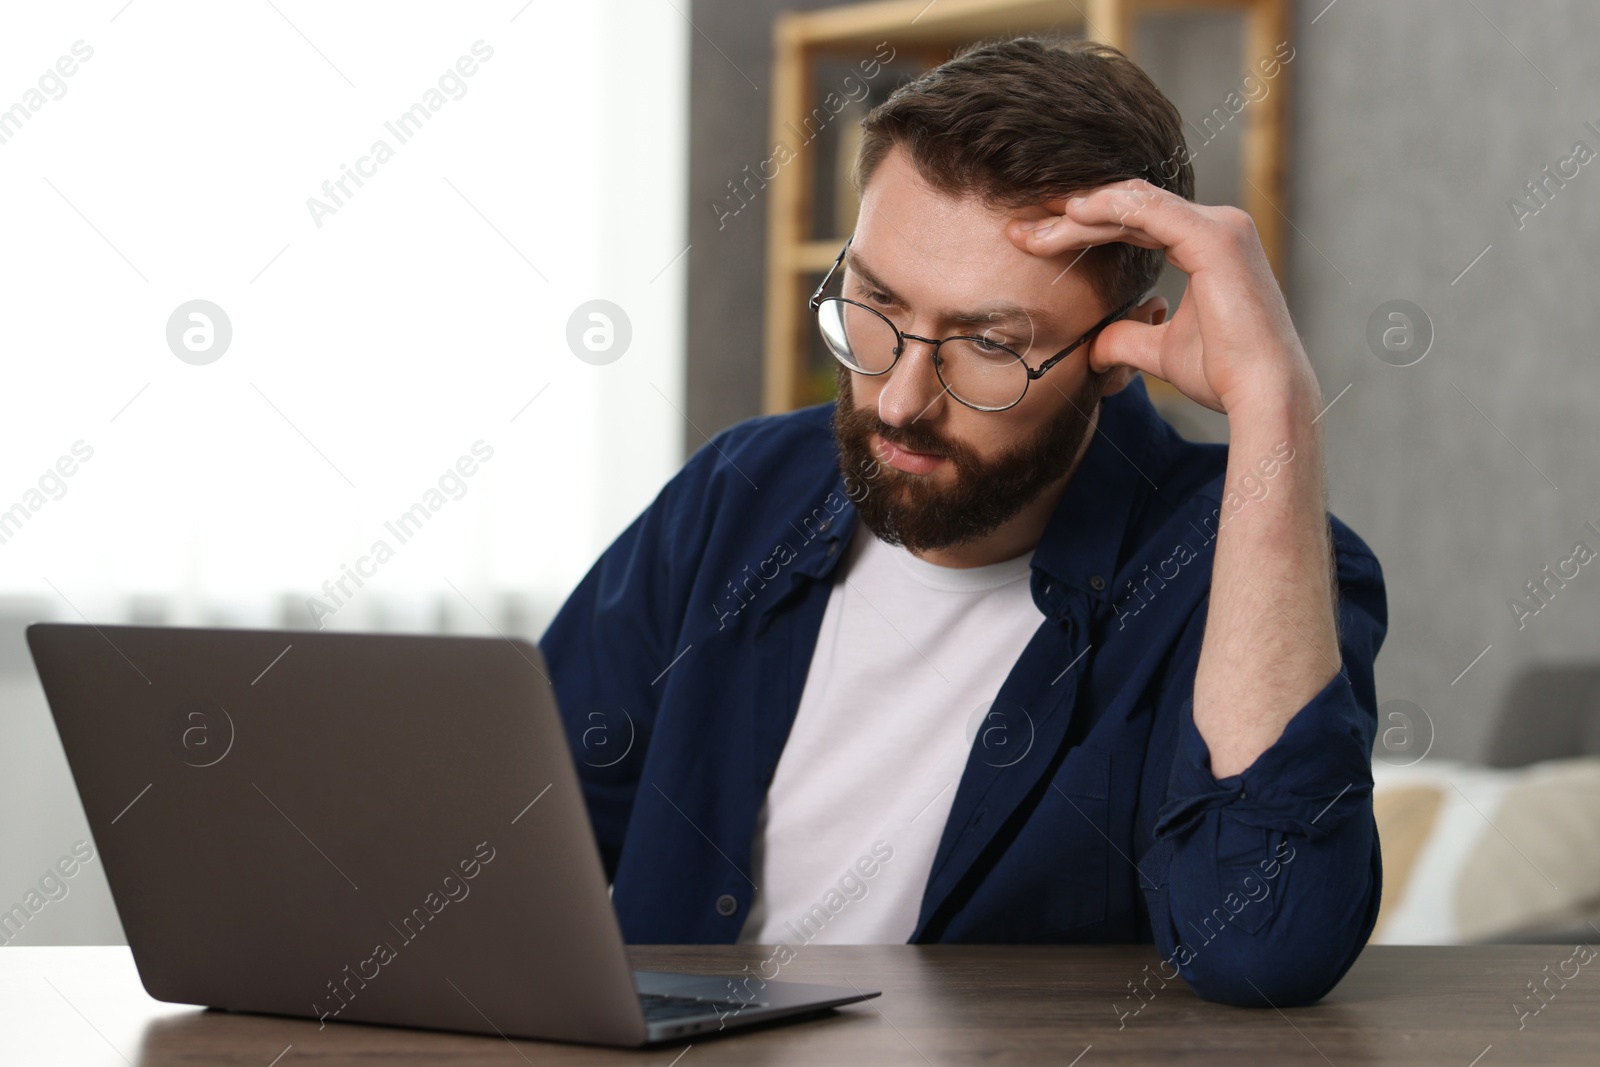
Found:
[539,35,1385,1008]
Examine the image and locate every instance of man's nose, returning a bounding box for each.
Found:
[876,334,947,427]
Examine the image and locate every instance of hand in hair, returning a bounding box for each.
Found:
[1006,178,1320,422]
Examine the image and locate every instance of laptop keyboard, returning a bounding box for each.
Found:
[639,991,759,1021]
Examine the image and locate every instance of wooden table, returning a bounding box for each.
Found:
[3,943,1594,1064]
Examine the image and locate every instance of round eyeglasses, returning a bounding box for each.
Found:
[808,236,1140,412]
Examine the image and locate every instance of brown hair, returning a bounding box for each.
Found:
[853,35,1194,315]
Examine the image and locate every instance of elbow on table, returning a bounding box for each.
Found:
[1173,795,1383,1008]
[1174,849,1380,1008]
[1180,932,1366,1008]
[1177,858,1379,1010]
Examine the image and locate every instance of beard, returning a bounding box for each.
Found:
[831,365,1109,553]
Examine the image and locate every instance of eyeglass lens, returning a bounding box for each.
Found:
[817,297,1029,410]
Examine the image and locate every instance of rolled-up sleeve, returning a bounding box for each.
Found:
[1139,522,1387,1007]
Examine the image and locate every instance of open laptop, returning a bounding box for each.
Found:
[27,622,878,1047]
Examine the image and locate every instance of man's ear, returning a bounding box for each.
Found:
[1099,294,1167,397]
[1130,293,1168,327]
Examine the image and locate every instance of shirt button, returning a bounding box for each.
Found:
[827,541,838,557]
[715,894,739,917]
[1089,575,1106,591]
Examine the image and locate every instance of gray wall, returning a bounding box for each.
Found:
[684,0,1600,762]
[683,0,860,442]
[1288,0,1600,761]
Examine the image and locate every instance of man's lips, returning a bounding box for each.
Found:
[873,433,946,475]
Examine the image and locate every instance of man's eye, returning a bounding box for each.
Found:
[855,285,894,306]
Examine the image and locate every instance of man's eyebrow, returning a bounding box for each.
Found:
[844,249,1059,331]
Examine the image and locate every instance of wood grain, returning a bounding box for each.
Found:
[8,944,1598,1065]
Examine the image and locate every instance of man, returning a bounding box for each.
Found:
[539,36,1385,1009]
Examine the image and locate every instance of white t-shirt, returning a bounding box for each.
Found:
[737,523,1045,945]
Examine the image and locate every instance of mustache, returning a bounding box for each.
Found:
[874,422,947,457]
[836,395,960,462]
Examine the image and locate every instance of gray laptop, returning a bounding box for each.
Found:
[27,622,877,1047]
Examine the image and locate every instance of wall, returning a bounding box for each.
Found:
[1287,0,1600,760]
[683,0,870,445]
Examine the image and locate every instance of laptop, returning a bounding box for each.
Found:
[26,622,878,1047]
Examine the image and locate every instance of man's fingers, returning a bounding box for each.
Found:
[1007,214,1166,257]
[1056,186,1222,276]
[1090,318,1163,378]
[1010,180,1223,278]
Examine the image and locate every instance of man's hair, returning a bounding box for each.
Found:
[852,35,1195,317]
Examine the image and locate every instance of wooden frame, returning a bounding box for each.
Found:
[762,0,1291,414]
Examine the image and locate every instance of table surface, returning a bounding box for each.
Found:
[2,943,1595,1065]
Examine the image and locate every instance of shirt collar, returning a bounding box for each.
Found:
[1027,374,1164,615]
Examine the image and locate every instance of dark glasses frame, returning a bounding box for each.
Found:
[808,234,1142,412]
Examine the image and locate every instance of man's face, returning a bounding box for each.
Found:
[832,146,1131,554]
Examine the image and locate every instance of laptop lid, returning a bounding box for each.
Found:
[27,622,663,1045]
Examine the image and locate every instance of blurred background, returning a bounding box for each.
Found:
[3,0,1598,948]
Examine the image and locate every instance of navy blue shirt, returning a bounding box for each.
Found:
[539,376,1387,1007]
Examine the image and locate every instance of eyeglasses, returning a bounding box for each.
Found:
[808,235,1140,412]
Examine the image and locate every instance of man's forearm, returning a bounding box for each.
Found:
[1193,381,1341,778]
